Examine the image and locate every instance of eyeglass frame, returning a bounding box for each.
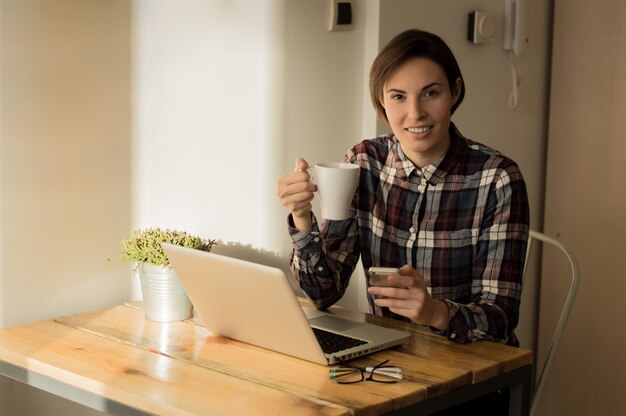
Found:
[329,359,403,384]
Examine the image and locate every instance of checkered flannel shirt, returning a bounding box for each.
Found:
[289,124,529,346]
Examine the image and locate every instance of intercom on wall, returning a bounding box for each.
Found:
[503,0,528,58]
[503,0,529,109]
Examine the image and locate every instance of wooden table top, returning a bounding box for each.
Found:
[0,300,532,416]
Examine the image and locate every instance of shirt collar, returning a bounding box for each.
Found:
[389,122,466,185]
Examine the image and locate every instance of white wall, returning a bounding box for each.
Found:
[131,0,372,306]
[131,0,379,312]
[132,0,287,251]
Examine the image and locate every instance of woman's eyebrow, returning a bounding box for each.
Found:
[421,82,443,91]
[385,88,406,94]
[385,82,443,94]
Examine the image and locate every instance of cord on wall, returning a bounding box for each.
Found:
[508,51,523,110]
[503,0,528,110]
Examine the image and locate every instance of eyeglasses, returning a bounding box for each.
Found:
[329,359,403,384]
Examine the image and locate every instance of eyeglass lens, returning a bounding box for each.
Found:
[330,360,403,383]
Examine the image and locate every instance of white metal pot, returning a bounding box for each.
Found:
[139,262,192,322]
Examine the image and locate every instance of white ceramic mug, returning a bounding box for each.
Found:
[309,162,359,220]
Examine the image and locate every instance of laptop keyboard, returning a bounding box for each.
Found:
[312,327,368,354]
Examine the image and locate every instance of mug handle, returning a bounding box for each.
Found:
[307,166,317,186]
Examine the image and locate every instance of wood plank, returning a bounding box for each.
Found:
[63,301,529,402]
[0,320,350,416]
[126,300,473,397]
[54,304,428,415]
[1,301,532,415]
[319,301,532,384]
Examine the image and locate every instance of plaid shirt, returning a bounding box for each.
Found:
[289,124,529,346]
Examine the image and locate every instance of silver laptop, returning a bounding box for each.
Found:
[162,243,411,365]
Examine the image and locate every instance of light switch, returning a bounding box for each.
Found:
[328,0,353,31]
[467,10,496,44]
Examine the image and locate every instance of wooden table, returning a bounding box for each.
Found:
[0,300,532,415]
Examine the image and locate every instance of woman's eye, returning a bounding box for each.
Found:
[424,89,439,98]
[391,94,405,101]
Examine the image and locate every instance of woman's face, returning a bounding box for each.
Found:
[381,57,460,168]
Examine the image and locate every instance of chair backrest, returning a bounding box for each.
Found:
[523,230,580,416]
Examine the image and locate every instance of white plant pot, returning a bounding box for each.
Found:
[130,263,143,301]
[139,262,192,322]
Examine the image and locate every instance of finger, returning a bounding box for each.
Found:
[373,297,424,323]
[387,306,419,322]
[386,274,415,289]
[294,157,309,172]
[278,183,315,210]
[367,286,410,299]
[278,170,314,192]
[280,179,316,200]
[398,264,423,278]
[372,296,413,310]
[287,190,315,205]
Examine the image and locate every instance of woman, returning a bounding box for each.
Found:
[277,29,529,346]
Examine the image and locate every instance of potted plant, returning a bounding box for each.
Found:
[113,228,216,322]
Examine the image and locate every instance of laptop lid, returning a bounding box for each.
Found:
[162,243,410,365]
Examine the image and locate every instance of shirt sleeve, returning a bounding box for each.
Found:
[434,164,529,345]
[288,213,361,310]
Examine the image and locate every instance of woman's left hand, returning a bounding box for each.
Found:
[367,265,449,330]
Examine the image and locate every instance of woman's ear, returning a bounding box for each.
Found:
[451,78,462,105]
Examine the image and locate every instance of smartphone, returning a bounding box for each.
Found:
[368,267,401,287]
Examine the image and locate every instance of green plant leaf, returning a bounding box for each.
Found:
[111,228,216,267]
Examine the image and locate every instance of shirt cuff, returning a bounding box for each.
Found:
[429,299,461,341]
[287,214,324,257]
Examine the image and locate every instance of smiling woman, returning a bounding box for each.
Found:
[278,28,530,346]
[1,0,554,415]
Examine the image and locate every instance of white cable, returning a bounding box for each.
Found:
[508,51,522,110]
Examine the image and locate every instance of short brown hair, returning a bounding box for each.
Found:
[369,29,465,121]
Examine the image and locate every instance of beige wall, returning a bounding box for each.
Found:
[0,0,131,414]
[0,0,132,327]
[538,0,626,414]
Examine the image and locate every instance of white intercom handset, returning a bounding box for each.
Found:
[503,0,529,109]
[504,0,528,57]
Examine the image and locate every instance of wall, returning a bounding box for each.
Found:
[0,0,131,327]
[0,0,131,415]
[132,0,287,250]
[279,0,374,311]
[538,0,626,414]
[131,0,374,309]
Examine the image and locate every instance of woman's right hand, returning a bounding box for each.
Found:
[277,158,316,231]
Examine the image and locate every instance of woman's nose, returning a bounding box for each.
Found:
[408,98,425,120]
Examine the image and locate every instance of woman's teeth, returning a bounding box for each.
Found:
[407,126,432,134]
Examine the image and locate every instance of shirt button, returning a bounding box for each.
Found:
[409,227,415,233]
[318,266,324,272]
[450,332,456,339]
[313,237,320,242]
